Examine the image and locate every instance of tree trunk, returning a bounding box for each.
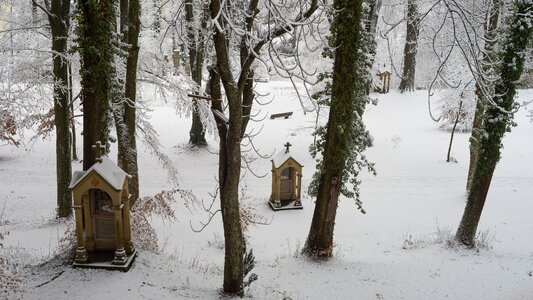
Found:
[68,61,77,161]
[398,0,419,93]
[112,0,141,205]
[208,0,318,294]
[209,0,245,293]
[466,0,501,191]
[187,0,208,146]
[304,0,366,257]
[208,64,244,295]
[47,0,72,218]
[123,0,141,205]
[456,1,533,247]
[447,101,462,162]
[78,0,115,170]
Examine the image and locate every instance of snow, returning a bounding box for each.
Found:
[271,150,302,169]
[69,157,130,191]
[1,81,533,299]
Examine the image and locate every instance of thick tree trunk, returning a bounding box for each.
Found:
[466,89,484,190]
[456,1,533,247]
[187,0,207,146]
[209,65,244,295]
[398,0,419,93]
[219,140,244,294]
[466,0,500,191]
[122,0,141,205]
[456,164,495,246]
[78,0,115,170]
[209,0,245,293]
[113,0,140,205]
[48,0,72,218]
[304,0,365,257]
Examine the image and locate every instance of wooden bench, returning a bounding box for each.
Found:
[270,112,293,119]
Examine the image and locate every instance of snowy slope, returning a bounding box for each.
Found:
[1,81,532,299]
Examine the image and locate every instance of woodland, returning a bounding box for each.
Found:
[1,0,533,299]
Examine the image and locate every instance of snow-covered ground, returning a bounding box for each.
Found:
[1,81,533,299]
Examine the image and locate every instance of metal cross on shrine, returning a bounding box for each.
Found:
[284,142,292,153]
[92,141,106,162]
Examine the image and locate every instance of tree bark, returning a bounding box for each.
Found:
[456,1,533,246]
[208,0,318,294]
[46,0,72,218]
[113,0,141,205]
[209,0,244,293]
[304,0,367,257]
[187,0,208,146]
[398,0,419,93]
[68,62,77,161]
[78,0,115,170]
[466,0,501,191]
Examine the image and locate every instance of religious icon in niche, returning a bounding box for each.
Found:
[90,189,114,216]
[280,167,293,194]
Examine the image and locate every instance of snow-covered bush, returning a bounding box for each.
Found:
[0,209,22,298]
[438,85,477,132]
[0,110,17,146]
[131,189,182,253]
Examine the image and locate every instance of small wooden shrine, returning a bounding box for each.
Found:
[69,142,136,271]
[377,69,392,94]
[269,142,303,211]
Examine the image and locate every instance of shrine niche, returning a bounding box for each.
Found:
[69,142,136,271]
[269,142,303,211]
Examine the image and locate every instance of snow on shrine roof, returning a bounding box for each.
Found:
[271,150,302,169]
[69,156,130,190]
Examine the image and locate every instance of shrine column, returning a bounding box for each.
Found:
[291,169,298,199]
[295,172,303,206]
[271,169,276,201]
[274,173,281,207]
[122,191,134,255]
[112,201,127,265]
[82,194,94,250]
[73,202,88,263]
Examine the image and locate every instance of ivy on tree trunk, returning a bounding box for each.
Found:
[466,0,501,192]
[456,0,533,247]
[304,0,376,258]
[77,0,116,170]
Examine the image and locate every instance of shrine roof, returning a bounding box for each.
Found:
[69,156,130,190]
[272,150,302,169]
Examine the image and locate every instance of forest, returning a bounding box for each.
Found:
[1,0,532,299]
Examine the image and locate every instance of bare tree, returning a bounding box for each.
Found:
[32,0,72,217]
[207,0,319,295]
